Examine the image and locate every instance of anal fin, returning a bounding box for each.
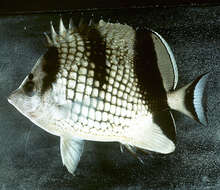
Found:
[128,111,176,154]
[60,137,84,175]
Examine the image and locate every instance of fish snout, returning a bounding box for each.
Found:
[7,89,19,105]
[8,92,14,104]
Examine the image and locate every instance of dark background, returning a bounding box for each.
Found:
[0,2,220,190]
[1,0,220,14]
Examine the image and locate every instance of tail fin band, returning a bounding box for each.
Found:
[167,73,209,125]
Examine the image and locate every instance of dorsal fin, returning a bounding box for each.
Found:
[151,30,178,91]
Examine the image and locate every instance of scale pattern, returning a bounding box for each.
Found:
[54,20,149,137]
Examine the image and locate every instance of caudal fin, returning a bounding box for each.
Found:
[167,73,209,125]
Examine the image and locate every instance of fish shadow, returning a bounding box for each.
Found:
[68,142,179,190]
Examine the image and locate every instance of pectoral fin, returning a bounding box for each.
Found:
[60,137,84,175]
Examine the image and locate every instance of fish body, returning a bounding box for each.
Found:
[8,18,208,175]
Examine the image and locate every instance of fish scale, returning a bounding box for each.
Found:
[54,20,148,137]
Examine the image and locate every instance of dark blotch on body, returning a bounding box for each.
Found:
[153,110,176,143]
[134,28,168,112]
[24,81,35,97]
[28,73,34,80]
[88,29,107,87]
[79,25,107,89]
[41,47,60,94]
[134,28,176,143]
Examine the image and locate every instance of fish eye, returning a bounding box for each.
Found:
[24,81,35,97]
[28,73,34,80]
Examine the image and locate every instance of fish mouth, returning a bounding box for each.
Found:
[7,96,12,104]
[7,90,26,114]
[7,94,21,112]
[7,89,20,107]
[8,92,37,120]
[7,91,15,105]
[8,90,42,120]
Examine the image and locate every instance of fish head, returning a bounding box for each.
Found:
[8,49,57,123]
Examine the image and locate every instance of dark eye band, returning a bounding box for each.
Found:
[24,81,35,97]
[28,73,34,80]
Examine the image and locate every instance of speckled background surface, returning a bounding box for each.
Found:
[0,6,220,190]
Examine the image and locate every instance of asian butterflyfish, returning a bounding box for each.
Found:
[8,18,208,175]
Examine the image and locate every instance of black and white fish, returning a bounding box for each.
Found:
[8,18,208,175]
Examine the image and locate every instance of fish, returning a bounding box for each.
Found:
[8,18,209,175]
